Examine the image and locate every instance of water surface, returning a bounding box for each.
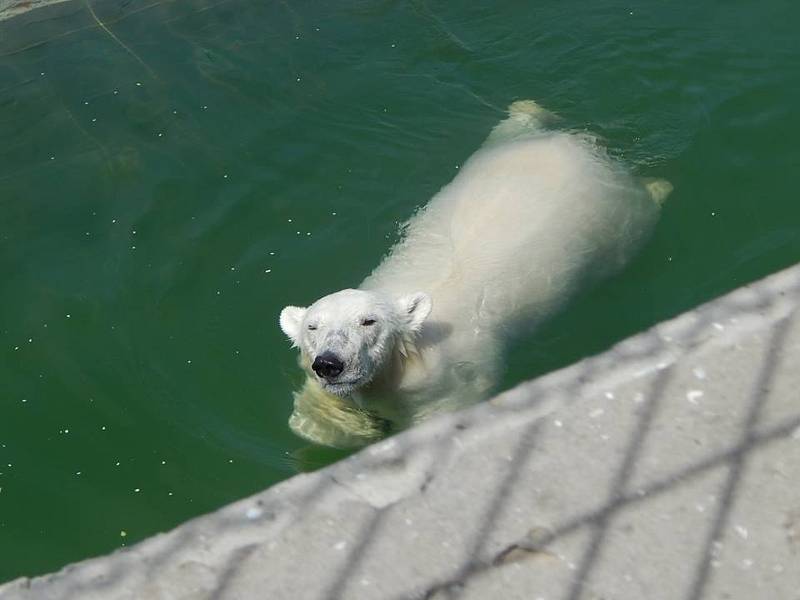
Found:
[1,0,799,581]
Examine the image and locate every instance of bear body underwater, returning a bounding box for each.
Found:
[280,100,672,447]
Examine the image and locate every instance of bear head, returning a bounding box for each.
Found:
[279,288,432,397]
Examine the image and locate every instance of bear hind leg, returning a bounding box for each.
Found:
[642,177,674,206]
[484,99,555,145]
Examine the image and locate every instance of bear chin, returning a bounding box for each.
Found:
[320,379,362,397]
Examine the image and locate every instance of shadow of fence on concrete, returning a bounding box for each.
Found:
[316,280,799,600]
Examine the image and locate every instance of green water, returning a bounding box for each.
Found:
[1,0,798,581]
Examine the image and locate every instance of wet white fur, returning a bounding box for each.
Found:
[280,101,670,438]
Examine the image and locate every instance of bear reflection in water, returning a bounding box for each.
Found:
[280,100,672,448]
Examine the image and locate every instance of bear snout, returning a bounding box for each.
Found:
[312,352,345,380]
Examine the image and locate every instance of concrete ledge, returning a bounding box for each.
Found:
[2,263,800,599]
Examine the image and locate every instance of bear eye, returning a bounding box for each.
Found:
[361,318,376,327]
[307,324,317,331]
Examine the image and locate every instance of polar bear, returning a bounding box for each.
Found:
[280,100,672,448]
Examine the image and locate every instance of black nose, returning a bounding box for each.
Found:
[312,352,344,379]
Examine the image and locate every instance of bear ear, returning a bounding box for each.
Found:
[396,292,432,333]
[279,306,307,345]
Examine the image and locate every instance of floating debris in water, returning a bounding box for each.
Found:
[265,269,272,274]
[136,82,142,87]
